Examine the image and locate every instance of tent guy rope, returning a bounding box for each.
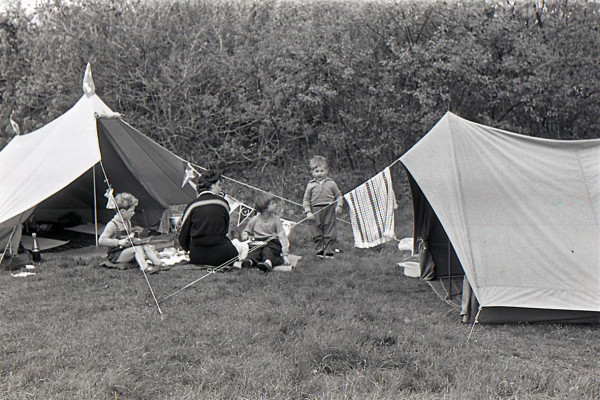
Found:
[100,161,164,317]
[187,161,356,227]
[160,158,407,304]
[158,198,337,303]
[187,160,408,245]
[466,308,482,344]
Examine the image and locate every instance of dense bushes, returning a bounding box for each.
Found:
[1,0,599,195]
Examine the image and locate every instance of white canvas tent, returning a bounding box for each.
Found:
[400,112,600,323]
[0,66,196,257]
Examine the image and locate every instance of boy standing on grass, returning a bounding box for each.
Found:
[241,192,290,273]
[302,155,343,258]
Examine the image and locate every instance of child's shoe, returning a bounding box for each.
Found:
[256,259,273,273]
[316,250,325,258]
[324,252,335,259]
[240,259,253,269]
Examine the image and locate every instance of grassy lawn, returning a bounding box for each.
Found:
[1,222,598,399]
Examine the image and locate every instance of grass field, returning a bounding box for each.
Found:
[1,221,598,399]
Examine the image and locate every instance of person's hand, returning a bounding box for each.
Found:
[306,212,315,221]
[335,206,343,215]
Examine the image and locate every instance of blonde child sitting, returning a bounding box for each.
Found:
[99,192,165,272]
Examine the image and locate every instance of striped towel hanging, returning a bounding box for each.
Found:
[344,167,396,248]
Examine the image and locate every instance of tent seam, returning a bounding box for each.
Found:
[447,114,479,300]
[574,147,599,228]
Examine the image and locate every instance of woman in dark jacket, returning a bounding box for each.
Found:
[178,169,238,266]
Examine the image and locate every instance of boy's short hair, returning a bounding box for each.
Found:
[310,155,328,170]
[254,192,275,213]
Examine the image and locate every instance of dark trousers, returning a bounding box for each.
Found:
[247,238,284,267]
[189,239,238,266]
[310,204,337,253]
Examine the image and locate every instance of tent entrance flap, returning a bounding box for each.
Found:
[96,118,196,230]
[406,170,463,280]
[33,165,114,227]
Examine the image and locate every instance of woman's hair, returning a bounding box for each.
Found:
[254,192,275,213]
[310,155,328,169]
[196,169,222,191]
[115,192,139,210]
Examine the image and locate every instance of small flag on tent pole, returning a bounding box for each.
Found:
[343,167,396,249]
[104,188,116,209]
[182,163,197,190]
[82,62,95,97]
[9,110,20,135]
[237,204,255,227]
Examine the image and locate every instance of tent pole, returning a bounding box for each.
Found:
[93,165,98,246]
[447,240,452,300]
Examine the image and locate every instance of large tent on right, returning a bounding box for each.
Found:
[400,112,599,323]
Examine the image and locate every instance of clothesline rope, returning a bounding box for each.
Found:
[160,157,405,305]
[187,159,404,243]
[190,158,401,210]
[188,162,303,208]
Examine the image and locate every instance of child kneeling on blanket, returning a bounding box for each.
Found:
[240,192,290,272]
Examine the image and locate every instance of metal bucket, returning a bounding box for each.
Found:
[169,214,182,231]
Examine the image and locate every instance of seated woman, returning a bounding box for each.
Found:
[98,192,164,272]
[178,169,238,267]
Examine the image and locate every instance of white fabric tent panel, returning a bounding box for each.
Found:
[401,112,600,312]
[0,95,112,224]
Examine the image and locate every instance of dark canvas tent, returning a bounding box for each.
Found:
[400,112,599,323]
[0,68,196,255]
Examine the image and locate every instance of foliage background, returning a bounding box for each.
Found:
[1,0,599,198]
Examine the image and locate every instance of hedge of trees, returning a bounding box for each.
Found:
[1,0,599,196]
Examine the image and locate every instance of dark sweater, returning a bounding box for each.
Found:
[178,191,231,250]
